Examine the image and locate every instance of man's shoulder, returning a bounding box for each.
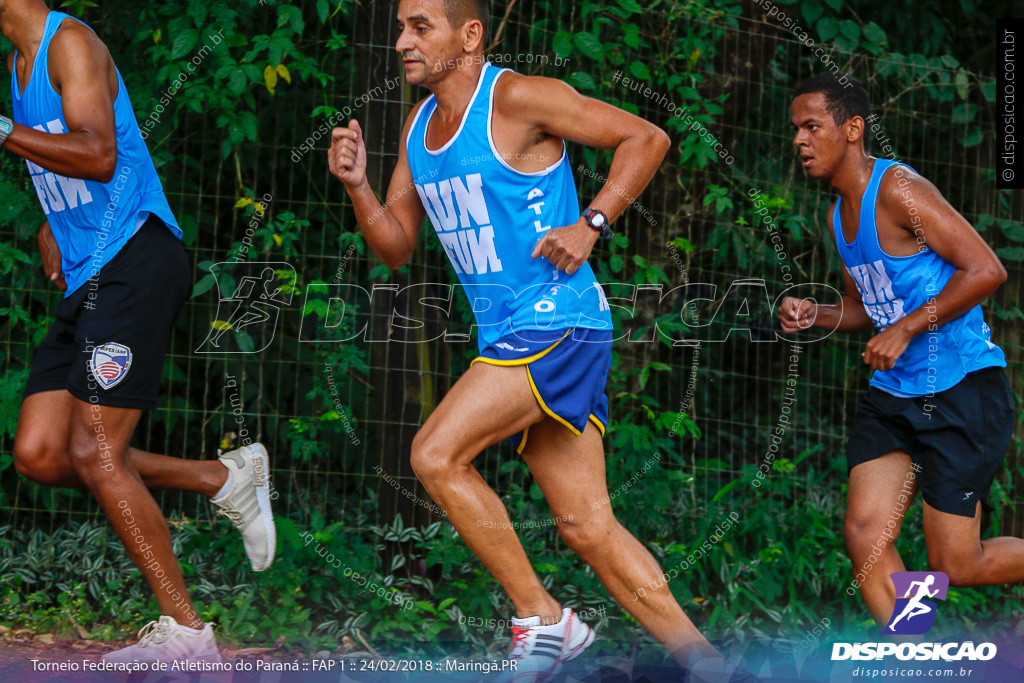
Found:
[876,162,934,204]
[492,69,570,114]
[49,17,109,67]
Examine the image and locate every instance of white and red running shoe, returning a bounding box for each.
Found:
[494,606,596,682]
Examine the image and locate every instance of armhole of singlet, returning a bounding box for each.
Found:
[406,96,434,153]
[832,197,849,248]
[872,161,931,260]
[863,161,901,255]
[11,50,20,98]
[486,68,566,177]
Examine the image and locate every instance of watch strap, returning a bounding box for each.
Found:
[0,115,13,146]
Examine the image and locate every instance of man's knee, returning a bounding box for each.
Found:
[557,516,616,558]
[67,438,117,481]
[409,432,451,484]
[844,512,900,553]
[13,436,67,486]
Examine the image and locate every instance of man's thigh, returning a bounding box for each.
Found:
[415,361,546,466]
[67,396,142,473]
[922,499,982,565]
[520,418,611,524]
[847,450,919,527]
[15,390,74,462]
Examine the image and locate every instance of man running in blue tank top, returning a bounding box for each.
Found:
[780,73,1024,628]
[2,0,276,663]
[329,2,750,681]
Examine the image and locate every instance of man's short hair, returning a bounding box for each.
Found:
[795,73,871,127]
[443,0,489,43]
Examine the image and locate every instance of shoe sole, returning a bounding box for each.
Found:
[248,443,276,571]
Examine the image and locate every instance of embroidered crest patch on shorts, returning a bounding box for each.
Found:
[89,343,133,389]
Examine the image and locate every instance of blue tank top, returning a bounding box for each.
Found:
[832,158,1005,397]
[406,62,612,352]
[11,11,181,297]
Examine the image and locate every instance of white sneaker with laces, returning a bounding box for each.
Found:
[101,615,221,664]
[212,442,276,571]
[494,606,595,682]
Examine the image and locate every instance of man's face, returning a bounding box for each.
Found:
[791,92,852,180]
[395,0,467,86]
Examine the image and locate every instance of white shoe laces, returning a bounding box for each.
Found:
[216,506,244,526]
[136,619,173,648]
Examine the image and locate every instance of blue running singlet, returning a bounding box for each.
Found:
[11,11,181,297]
[405,62,613,352]
[832,158,1005,397]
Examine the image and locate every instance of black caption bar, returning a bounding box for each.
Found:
[998,18,1023,190]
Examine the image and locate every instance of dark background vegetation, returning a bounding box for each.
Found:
[0,0,1021,667]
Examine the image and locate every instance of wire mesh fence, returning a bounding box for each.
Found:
[0,0,1019,649]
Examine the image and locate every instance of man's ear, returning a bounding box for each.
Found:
[846,115,865,145]
[462,18,484,53]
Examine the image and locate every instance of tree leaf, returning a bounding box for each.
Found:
[171,29,198,59]
[816,18,838,42]
[574,32,604,61]
[567,72,596,90]
[552,32,574,57]
[192,273,217,298]
[629,61,651,80]
[264,65,279,95]
[996,247,1024,260]
[623,24,641,49]
[801,0,823,25]
[861,21,887,48]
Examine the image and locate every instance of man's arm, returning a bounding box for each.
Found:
[328,104,427,270]
[861,169,1006,371]
[37,219,66,291]
[779,201,875,334]
[495,74,670,275]
[2,22,117,182]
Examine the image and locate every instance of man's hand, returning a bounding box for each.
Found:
[329,120,368,189]
[779,296,817,333]
[530,219,598,275]
[862,324,912,371]
[37,221,66,291]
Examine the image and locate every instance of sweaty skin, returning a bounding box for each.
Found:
[328,0,733,673]
[780,90,1024,629]
[3,0,229,630]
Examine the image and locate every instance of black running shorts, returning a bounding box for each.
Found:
[23,215,190,411]
[846,366,1015,517]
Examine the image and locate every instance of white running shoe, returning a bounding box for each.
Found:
[213,443,276,571]
[101,615,221,664]
[494,607,595,682]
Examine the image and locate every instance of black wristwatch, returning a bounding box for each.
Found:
[582,208,613,240]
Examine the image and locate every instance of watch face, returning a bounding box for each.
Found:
[592,213,606,227]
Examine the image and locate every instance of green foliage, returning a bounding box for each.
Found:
[1,0,1021,663]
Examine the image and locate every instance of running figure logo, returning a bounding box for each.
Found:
[884,572,949,635]
[196,262,295,354]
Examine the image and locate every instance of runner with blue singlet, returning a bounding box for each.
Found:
[781,72,1024,629]
[328,2,752,682]
[3,0,275,663]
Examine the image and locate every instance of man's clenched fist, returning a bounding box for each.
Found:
[329,120,368,188]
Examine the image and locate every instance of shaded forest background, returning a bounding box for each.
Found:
[0,0,1021,665]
